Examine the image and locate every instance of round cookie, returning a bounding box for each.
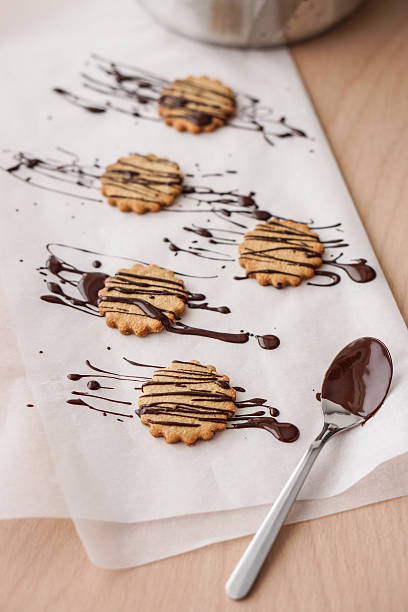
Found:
[98,264,187,335]
[158,76,236,134]
[100,153,183,214]
[137,360,236,445]
[238,218,324,287]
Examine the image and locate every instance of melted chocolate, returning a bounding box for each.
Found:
[235,398,278,414]
[123,357,163,369]
[87,380,101,390]
[323,255,376,283]
[307,270,341,287]
[67,397,134,419]
[87,380,113,390]
[322,337,393,420]
[188,302,231,314]
[4,150,102,202]
[256,334,280,350]
[68,360,153,383]
[71,390,132,405]
[167,322,250,344]
[78,272,108,306]
[53,87,107,113]
[184,225,214,238]
[227,417,299,443]
[173,187,270,228]
[39,247,103,316]
[163,237,234,262]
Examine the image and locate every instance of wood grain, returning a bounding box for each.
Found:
[2,0,408,610]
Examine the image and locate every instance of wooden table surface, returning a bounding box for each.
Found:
[2,0,408,610]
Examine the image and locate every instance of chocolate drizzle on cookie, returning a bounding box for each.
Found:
[2,148,269,227]
[98,271,250,344]
[52,53,308,146]
[100,154,184,213]
[137,361,236,438]
[39,245,279,349]
[99,267,278,347]
[66,359,299,442]
[237,218,326,287]
[158,76,236,131]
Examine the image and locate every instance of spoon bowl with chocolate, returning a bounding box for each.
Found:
[226,337,393,600]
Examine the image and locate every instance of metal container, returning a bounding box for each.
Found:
[138,0,365,47]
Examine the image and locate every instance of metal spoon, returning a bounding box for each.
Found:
[226,337,393,600]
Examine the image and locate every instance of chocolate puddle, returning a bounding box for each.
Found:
[87,380,113,390]
[256,335,280,350]
[78,272,109,305]
[323,255,376,283]
[39,249,106,317]
[321,337,393,421]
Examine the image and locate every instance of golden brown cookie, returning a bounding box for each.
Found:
[158,76,236,134]
[100,153,183,214]
[98,264,187,335]
[238,218,324,288]
[138,360,236,445]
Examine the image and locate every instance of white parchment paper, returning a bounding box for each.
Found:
[1,0,408,561]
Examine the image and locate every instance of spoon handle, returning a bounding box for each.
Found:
[225,432,331,600]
